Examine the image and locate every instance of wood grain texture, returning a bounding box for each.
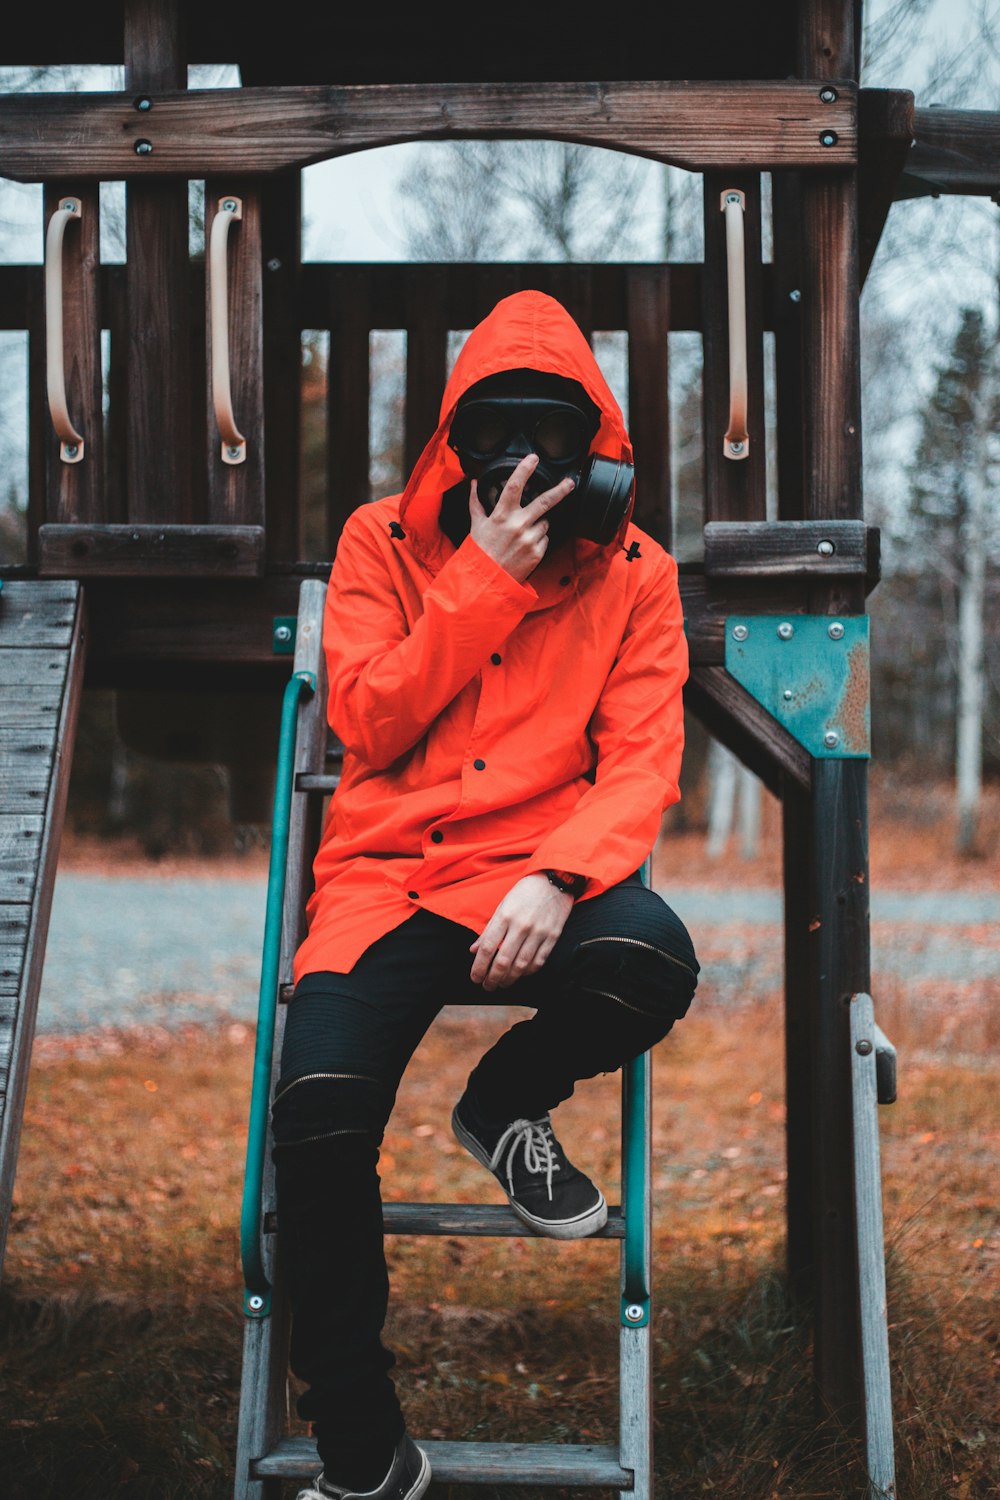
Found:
[37,523,265,577]
[403,266,448,480]
[261,172,303,564]
[326,268,371,551]
[858,89,915,283]
[43,183,104,524]
[783,786,816,1300]
[626,267,670,548]
[0,82,858,180]
[703,520,872,577]
[0,818,45,898]
[254,1437,629,1486]
[684,666,812,795]
[903,106,1000,197]
[0,581,78,647]
[204,185,266,528]
[771,172,807,519]
[0,907,31,997]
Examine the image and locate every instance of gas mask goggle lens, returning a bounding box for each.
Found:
[447,375,635,546]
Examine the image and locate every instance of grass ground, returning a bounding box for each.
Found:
[1,778,997,1498]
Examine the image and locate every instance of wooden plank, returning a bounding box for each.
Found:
[858,89,915,284]
[261,172,303,564]
[37,523,265,577]
[404,266,448,480]
[0,646,79,687]
[254,1437,630,1487]
[701,171,767,523]
[382,1202,624,1237]
[783,786,815,1299]
[902,106,1000,198]
[105,266,129,524]
[703,520,874,578]
[0,581,78,647]
[684,666,812,796]
[326,267,371,551]
[0,82,858,181]
[770,172,807,519]
[0,817,45,898]
[0,906,31,997]
[0,729,56,815]
[625,267,670,549]
[26,264,46,567]
[204,184,266,528]
[43,183,104,524]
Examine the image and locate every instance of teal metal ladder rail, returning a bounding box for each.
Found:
[234,579,655,1499]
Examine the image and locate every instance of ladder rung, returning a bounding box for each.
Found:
[263,1203,625,1238]
[297,772,340,792]
[252,1437,632,1487]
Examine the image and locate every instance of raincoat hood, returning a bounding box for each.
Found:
[399,291,634,569]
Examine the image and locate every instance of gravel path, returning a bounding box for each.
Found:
[35,873,1000,1035]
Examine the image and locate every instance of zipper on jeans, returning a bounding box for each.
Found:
[272,1071,377,1107]
[579,984,664,1019]
[578,934,697,982]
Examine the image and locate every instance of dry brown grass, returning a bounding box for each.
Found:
[2,989,996,1498]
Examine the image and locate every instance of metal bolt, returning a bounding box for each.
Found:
[267,257,282,272]
[226,445,242,460]
[817,539,835,557]
[824,730,840,748]
[819,130,839,148]
[789,289,802,303]
[783,689,793,701]
[777,622,794,640]
[729,440,745,455]
[134,139,153,156]
[248,1294,265,1311]
[63,201,77,214]
[274,625,292,644]
[732,624,749,642]
[725,192,742,206]
[134,96,152,112]
[855,1039,873,1056]
[222,199,239,213]
[64,443,79,458]
[625,1303,645,1323]
[828,622,845,640]
[819,86,839,104]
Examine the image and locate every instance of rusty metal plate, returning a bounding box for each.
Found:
[725,615,870,759]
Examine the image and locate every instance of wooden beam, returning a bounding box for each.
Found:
[326,269,372,552]
[37,523,265,577]
[857,89,915,284]
[704,520,878,583]
[261,172,303,565]
[900,106,1000,199]
[403,266,448,480]
[684,666,811,795]
[625,267,671,548]
[0,81,858,181]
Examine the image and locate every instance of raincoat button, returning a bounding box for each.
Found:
[490,653,502,665]
[407,890,419,900]
[559,575,571,586]
[430,830,443,843]
[473,759,486,771]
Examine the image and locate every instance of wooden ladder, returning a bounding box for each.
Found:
[0,579,86,1278]
[234,579,655,1498]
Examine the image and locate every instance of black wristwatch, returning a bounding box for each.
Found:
[543,868,586,898]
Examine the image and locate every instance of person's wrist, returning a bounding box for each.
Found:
[542,868,586,898]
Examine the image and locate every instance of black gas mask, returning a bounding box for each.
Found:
[447,369,634,546]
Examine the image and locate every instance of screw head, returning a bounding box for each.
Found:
[248,1294,265,1311]
[819,130,839,148]
[625,1303,645,1323]
[824,730,840,748]
[728,440,745,454]
[819,86,839,104]
[134,138,153,156]
[732,624,749,642]
[222,199,238,213]
[828,622,845,640]
[63,200,77,213]
[855,1039,873,1056]
[783,689,793,701]
[267,257,282,272]
[274,625,292,644]
[134,95,152,112]
[226,444,242,460]
[63,443,79,458]
[817,539,835,557]
[789,288,802,303]
[725,192,742,206]
[777,622,794,640]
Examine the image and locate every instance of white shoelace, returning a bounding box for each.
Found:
[492,1117,561,1202]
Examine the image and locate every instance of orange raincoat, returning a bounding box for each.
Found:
[294,291,688,982]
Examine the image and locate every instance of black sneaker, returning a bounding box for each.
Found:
[452,1096,608,1239]
[297,1434,431,1500]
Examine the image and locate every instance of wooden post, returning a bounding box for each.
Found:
[403,266,448,481]
[261,172,303,565]
[626,267,671,549]
[42,183,104,525]
[326,267,371,552]
[124,0,192,521]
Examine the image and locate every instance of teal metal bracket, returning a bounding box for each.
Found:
[272,617,297,654]
[725,615,870,759]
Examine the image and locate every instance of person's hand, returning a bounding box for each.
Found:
[469,455,574,583]
[470,873,575,992]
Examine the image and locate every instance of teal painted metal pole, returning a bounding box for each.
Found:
[622,857,652,1326]
[240,669,315,1317]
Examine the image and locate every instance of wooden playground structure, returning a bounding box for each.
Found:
[1,2,997,1495]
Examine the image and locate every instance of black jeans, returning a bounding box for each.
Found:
[271,876,698,1471]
